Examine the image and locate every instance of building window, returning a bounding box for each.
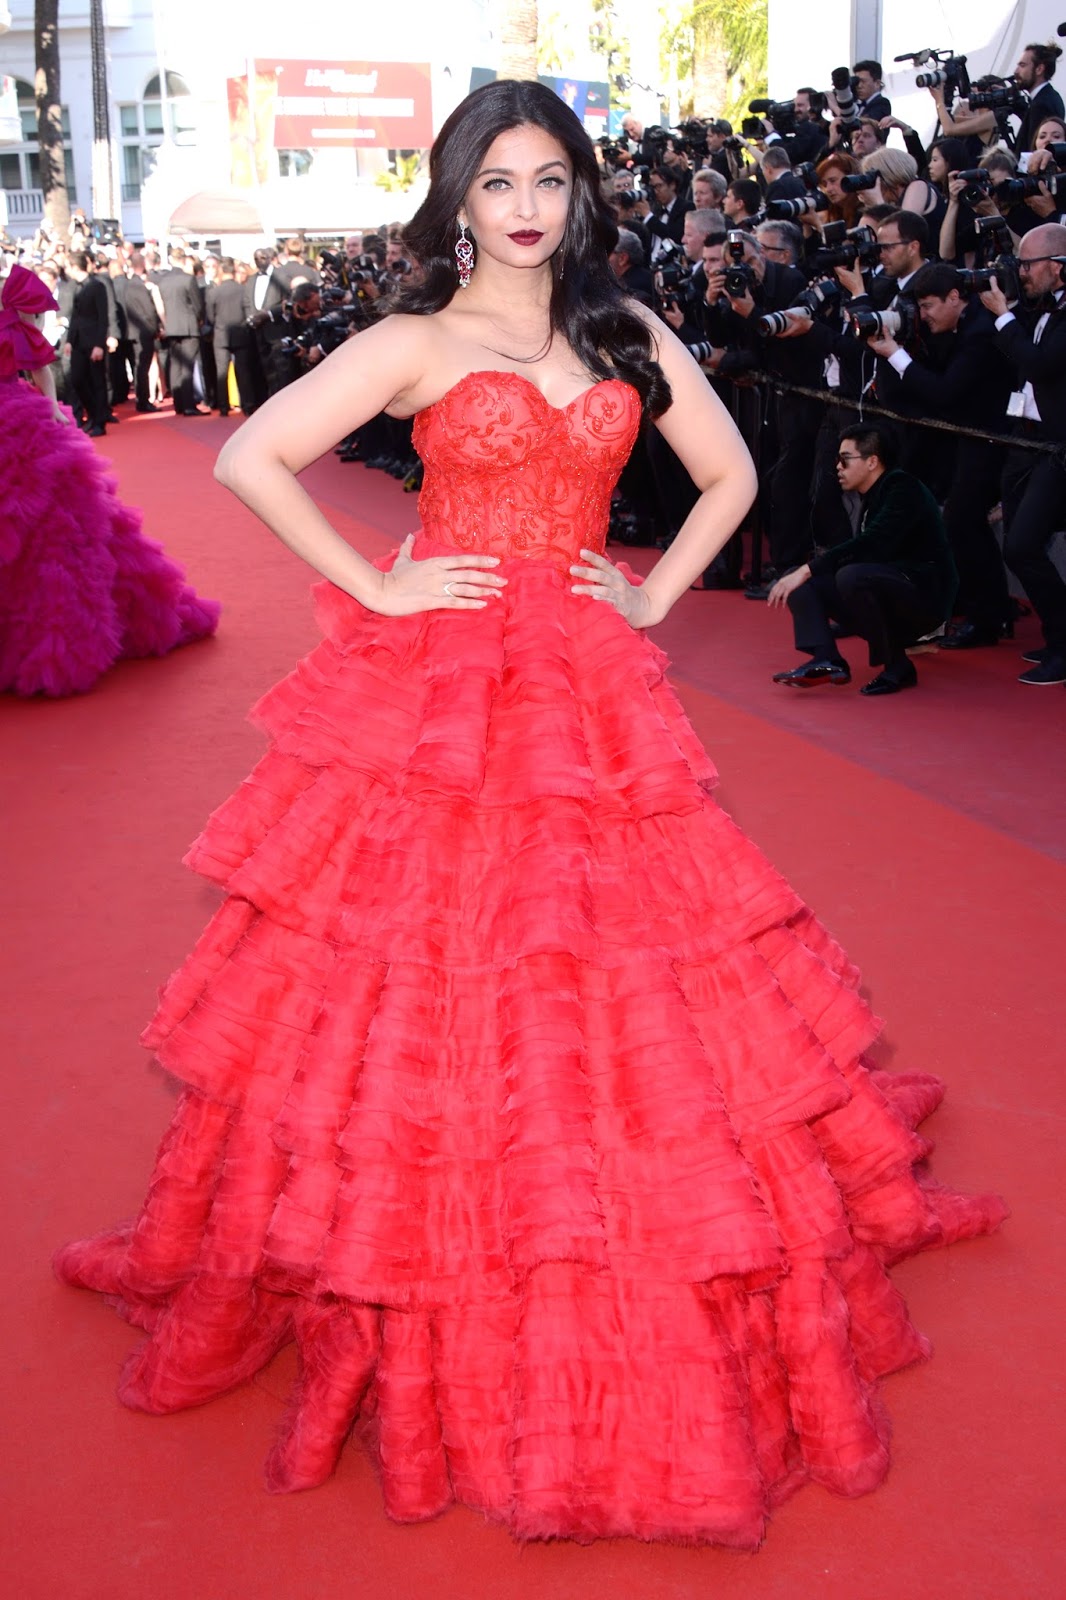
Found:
[117,70,197,205]
[5,79,75,201]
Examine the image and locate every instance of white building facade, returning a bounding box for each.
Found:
[0,1,498,242]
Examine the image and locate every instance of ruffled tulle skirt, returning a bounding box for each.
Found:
[55,540,1006,1547]
[0,379,218,696]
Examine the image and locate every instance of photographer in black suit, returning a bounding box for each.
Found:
[63,252,110,435]
[646,167,692,263]
[867,263,1015,648]
[158,247,206,416]
[980,222,1066,684]
[1014,41,1065,156]
[769,424,956,695]
[852,61,892,124]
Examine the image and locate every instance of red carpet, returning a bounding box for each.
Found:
[2,410,1062,1597]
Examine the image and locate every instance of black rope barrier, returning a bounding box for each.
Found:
[703,367,1066,463]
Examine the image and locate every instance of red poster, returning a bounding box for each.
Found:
[247,60,433,149]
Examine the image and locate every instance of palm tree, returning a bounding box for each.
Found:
[495,0,539,82]
[668,0,767,125]
[34,0,70,233]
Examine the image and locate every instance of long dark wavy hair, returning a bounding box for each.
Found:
[391,79,671,416]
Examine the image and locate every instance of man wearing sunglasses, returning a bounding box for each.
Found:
[979,223,1066,684]
[767,425,957,695]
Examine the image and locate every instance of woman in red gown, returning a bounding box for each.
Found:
[55,82,1005,1547]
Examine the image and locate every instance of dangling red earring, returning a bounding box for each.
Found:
[455,222,474,288]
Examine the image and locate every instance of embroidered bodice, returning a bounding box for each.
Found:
[413,369,641,567]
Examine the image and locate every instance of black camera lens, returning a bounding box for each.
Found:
[840,171,879,193]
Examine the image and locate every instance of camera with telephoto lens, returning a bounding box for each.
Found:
[840,170,879,194]
[915,52,970,104]
[749,97,796,135]
[766,192,830,220]
[811,223,882,274]
[828,67,863,138]
[755,278,842,336]
[974,213,1012,245]
[995,171,1061,204]
[672,117,711,157]
[848,298,920,343]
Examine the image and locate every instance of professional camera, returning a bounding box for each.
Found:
[840,170,880,194]
[653,239,695,309]
[672,116,711,157]
[974,213,1013,246]
[956,167,993,205]
[766,192,830,220]
[749,97,796,135]
[914,51,970,105]
[812,222,881,272]
[956,254,1022,301]
[723,230,757,297]
[848,299,921,343]
[995,171,1061,204]
[968,76,1029,118]
[88,217,122,246]
[755,277,843,336]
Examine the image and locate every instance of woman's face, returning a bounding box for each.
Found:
[821,169,844,204]
[460,122,572,273]
[928,148,948,185]
[1035,119,1066,151]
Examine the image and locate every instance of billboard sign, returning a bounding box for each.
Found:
[228,60,432,160]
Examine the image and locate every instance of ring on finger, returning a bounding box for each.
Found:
[443,582,455,597]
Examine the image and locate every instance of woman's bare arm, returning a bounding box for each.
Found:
[631,309,758,621]
[214,313,505,615]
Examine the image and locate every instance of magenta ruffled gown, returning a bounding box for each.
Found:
[56,369,1006,1546]
[0,263,218,696]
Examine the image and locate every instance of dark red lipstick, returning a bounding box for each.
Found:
[508,230,544,245]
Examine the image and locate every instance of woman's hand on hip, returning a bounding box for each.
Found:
[570,549,661,628]
[369,532,508,616]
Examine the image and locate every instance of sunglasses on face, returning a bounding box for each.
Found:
[836,452,865,465]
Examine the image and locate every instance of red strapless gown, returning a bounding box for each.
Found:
[55,371,1005,1547]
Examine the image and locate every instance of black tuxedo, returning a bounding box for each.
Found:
[775,122,829,166]
[878,302,1014,628]
[764,171,806,205]
[242,272,289,401]
[856,91,892,123]
[124,275,160,410]
[646,196,690,260]
[995,297,1066,657]
[206,278,258,414]
[272,259,322,292]
[68,275,110,427]
[158,268,204,413]
[1015,81,1066,154]
[792,469,956,674]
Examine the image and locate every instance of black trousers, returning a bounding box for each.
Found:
[789,563,943,670]
[942,439,1011,629]
[767,393,821,571]
[212,337,233,413]
[69,343,109,427]
[129,334,156,408]
[1000,446,1066,657]
[108,341,131,405]
[163,335,200,413]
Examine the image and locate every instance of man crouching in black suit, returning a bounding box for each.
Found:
[768,425,957,695]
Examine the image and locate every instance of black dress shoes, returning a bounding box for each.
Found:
[860,663,918,696]
[940,621,1001,650]
[772,658,851,687]
[1018,655,1066,685]
[135,403,160,413]
[1021,645,1052,665]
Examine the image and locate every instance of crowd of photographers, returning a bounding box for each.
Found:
[9,33,1066,692]
[598,34,1066,691]
[7,222,416,462]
